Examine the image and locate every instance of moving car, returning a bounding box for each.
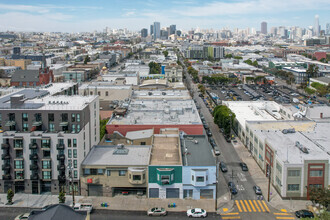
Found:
[14,213,30,220]
[147,207,167,216]
[228,182,238,195]
[220,162,228,172]
[187,208,207,218]
[295,210,314,218]
[239,162,248,171]
[253,186,262,195]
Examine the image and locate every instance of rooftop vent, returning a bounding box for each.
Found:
[282,128,295,134]
[295,141,309,154]
[113,144,129,155]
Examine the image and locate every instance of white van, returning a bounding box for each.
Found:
[74,203,93,213]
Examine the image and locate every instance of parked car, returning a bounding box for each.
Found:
[295,210,314,218]
[206,129,212,137]
[220,162,228,172]
[239,162,248,171]
[253,186,262,195]
[14,213,30,220]
[74,203,93,214]
[228,182,238,195]
[187,208,207,218]
[203,124,209,129]
[147,207,167,216]
[213,148,221,156]
[209,138,216,146]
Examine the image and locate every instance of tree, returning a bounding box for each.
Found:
[233,56,243,59]
[163,50,168,57]
[7,188,14,205]
[306,64,319,81]
[213,105,236,138]
[308,186,329,209]
[225,54,233,59]
[58,190,66,204]
[100,118,108,140]
[252,60,258,67]
[244,59,253,65]
[148,62,161,74]
[84,55,90,64]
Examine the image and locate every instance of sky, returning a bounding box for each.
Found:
[0,0,329,32]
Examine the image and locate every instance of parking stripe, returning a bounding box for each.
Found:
[258,200,265,212]
[235,200,242,212]
[244,200,252,212]
[262,200,270,212]
[222,213,239,215]
[275,217,295,220]
[249,200,256,212]
[274,213,290,215]
[222,217,241,219]
[239,200,247,212]
[253,200,261,212]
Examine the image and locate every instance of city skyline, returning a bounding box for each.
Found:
[0,0,329,32]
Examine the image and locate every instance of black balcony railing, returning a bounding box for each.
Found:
[1,153,10,160]
[58,175,66,182]
[2,164,11,171]
[30,164,38,170]
[1,143,9,149]
[2,174,11,180]
[57,154,65,160]
[57,164,66,170]
[29,154,38,160]
[30,174,39,180]
[29,143,38,149]
[56,144,65,150]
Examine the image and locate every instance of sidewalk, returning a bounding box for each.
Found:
[232,138,312,212]
[0,193,216,212]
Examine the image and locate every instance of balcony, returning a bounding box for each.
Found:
[32,120,42,127]
[5,120,16,127]
[30,164,38,170]
[29,153,38,160]
[2,164,11,171]
[2,174,11,180]
[1,153,10,160]
[56,144,65,150]
[29,143,38,149]
[1,143,9,149]
[57,164,66,170]
[58,175,66,182]
[57,154,65,160]
[30,174,39,180]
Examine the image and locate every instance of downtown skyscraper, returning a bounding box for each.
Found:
[261,21,267,35]
[153,22,160,40]
[314,15,320,36]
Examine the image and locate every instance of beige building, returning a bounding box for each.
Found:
[164,63,183,82]
[80,145,152,197]
[0,58,32,70]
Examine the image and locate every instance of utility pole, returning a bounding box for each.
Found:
[267,165,271,202]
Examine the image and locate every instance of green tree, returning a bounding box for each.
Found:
[148,62,161,74]
[128,52,133,57]
[7,188,14,205]
[163,50,168,57]
[306,64,319,80]
[58,190,66,203]
[252,60,258,67]
[308,186,329,209]
[100,118,108,140]
[84,55,90,64]
[234,56,243,59]
[244,59,253,65]
[225,54,233,59]
[213,105,235,138]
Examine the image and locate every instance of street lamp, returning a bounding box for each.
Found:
[67,162,75,207]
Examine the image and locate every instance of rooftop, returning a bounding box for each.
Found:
[126,129,154,140]
[132,89,191,100]
[150,128,182,165]
[82,145,152,166]
[181,135,216,166]
[108,99,201,125]
[248,121,330,164]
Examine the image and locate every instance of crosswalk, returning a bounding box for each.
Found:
[235,200,270,213]
[273,210,295,220]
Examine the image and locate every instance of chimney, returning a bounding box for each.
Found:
[10,94,25,107]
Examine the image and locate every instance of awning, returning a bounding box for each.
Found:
[59,122,69,127]
[32,121,42,126]
[5,121,16,126]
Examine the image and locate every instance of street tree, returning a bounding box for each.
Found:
[83,55,90,64]
[7,188,14,205]
[58,190,66,203]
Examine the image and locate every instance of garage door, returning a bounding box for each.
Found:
[149,188,159,198]
[200,189,214,199]
[88,184,103,196]
[166,188,179,198]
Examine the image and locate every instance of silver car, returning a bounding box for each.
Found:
[147,207,167,216]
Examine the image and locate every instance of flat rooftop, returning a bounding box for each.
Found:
[223,101,279,129]
[181,135,216,166]
[108,99,201,125]
[82,145,152,166]
[150,129,182,165]
[132,89,191,100]
[248,121,330,164]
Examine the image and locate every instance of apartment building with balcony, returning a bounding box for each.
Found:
[0,87,99,195]
[80,144,151,197]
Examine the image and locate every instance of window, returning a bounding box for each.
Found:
[276,162,282,173]
[15,160,23,169]
[288,170,300,177]
[97,169,104,175]
[288,184,300,191]
[133,175,141,180]
[106,91,109,96]
[254,136,258,144]
[73,139,77,147]
[84,169,90,175]
[68,139,72,147]
[98,91,101,96]
[119,170,126,176]
[77,124,80,132]
[77,114,80,122]
[74,170,78,178]
[49,123,55,132]
[35,113,42,121]
[23,123,29,131]
[16,150,23,158]
[107,170,111,176]
[73,149,77,158]
[42,139,50,148]
[90,91,93,95]
[309,184,322,188]
[143,174,145,179]
[73,160,77,168]
[15,171,24,179]
[61,113,68,122]
[22,113,28,121]
[192,175,194,181]
[71,113,75,122]
[14,139,23,148]
[48,113,54,122]
[42,160,51,169]
[141,142,146,145]
[161,175,170,184]
[276,176,281,186]
[42,171,51,179]
[72,124,76,133]
[43,150,50,158]
[309,170,323,177]
[196,176,205,182]
[68,149,72,158]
